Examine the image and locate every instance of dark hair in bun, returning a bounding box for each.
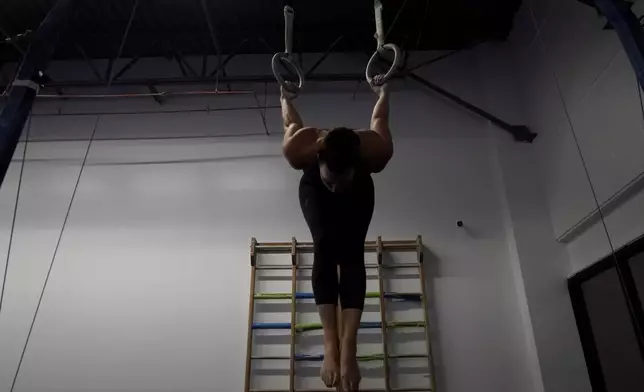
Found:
[318,127,361,174]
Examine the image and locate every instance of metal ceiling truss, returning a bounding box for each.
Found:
[0,26,26,55]
[201,0,223,77]
[0,0,536,194]
[407,41,484,72]
[75,43,102,81]
[304,35,344,78]
[3,29,534,142]
[107,0,139,87]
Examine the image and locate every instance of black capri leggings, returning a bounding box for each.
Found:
[299,174,375,310]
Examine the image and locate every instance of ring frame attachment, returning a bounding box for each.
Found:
[366,43,402,86]
[272,53,304,95]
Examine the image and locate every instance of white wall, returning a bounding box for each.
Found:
[512,0,644,273]
[477,0,644,390]
[0,51,536,391]
[1,2,639,390]
[476,41,592,392]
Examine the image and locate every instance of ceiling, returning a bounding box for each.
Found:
[0,0,522,62]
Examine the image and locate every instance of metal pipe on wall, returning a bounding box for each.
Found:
[25,105,281,118]
[2,89,257,100]
[0,73,402,90]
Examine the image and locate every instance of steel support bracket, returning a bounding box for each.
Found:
[379,58,536,143]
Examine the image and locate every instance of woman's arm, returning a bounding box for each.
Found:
[360,84,394,173]
[281,90,321,169]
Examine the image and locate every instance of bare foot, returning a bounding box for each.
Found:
[321,344,340,388]
[341,342,361,392]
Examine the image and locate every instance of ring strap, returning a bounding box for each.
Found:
[284,6,295,55]
[374,0,384,48]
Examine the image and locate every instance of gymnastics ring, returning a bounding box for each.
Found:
[366,43,402,86]
[272,53,305,95]
[272,5,304,97]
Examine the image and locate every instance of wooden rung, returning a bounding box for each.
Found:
[390,354,430,359]
[251,356,289,360]
[255,263,420,271]
[250,354,430,361]
[250,389,431,392]
[255,240,418,254]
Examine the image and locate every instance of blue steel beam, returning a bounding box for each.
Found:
[0,0,80,188]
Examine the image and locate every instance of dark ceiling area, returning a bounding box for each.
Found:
[0,0,522,62]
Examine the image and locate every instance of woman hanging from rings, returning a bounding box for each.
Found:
[274,2,401,391]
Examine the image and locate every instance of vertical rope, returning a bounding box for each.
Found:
[0,116,31,319]
[552,55,644,348]
[253,90,270,135]
[374,0,385,48]
[9,116,100,392]
[284,6,295,55]
[416,0,431,48]
[637,74,644,136]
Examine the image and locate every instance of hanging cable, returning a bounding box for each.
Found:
[638,69,644,124]
[415,0,431,48]
[0,117,31,320]
[252,90,270,135]
[554,63,644,352]
[9,116,100,392]
[384,0,410,41]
